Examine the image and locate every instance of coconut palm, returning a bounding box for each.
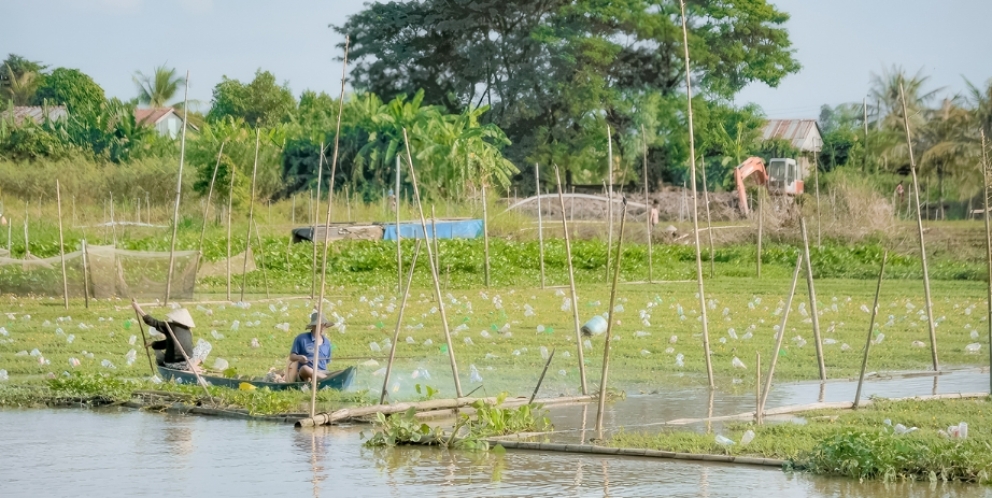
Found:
[869,65,943,131]
[964,77,992,139]
[918,98,978,218]
[1,67,40,105]
[133,65,182,108]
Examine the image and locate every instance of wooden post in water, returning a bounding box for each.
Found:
[679,0,714,388]
[56,179,69,310]
[311,145,325,300]
[311,37,350,416]
[900,83,939,371]
[642,124,653,283]
[595,198,628,437]
[396,155,403,293]
[536,163,546,288]
[240,129,261,303]
[226,166,235,302]
[482,183,491,288]
[555,165,587,394]
[164,70,190,305]
[198,141,226,254]
[800,217,826,381]
[381,240,422,404]
[403,127,463,398]
[758,253,803,420]
[854,252,887,408]
[982,131,992,394]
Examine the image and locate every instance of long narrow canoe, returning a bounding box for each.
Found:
[157,365,356,392]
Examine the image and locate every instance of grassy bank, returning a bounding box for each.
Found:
[608,398,992,484]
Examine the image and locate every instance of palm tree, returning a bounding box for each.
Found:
[133,65,181,108]
[964,77,992,139]
[869,65,942,131]
[1,66,40,105]
[918,98,977,219]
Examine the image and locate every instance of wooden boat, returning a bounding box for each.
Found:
[157,365,356,391]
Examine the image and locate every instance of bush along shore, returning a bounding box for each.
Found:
[608,397,992,485]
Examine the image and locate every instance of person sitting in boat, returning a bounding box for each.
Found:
[131,300,197,372]
[285,312,333,383]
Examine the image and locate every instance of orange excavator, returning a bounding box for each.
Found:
[734,157,804,217]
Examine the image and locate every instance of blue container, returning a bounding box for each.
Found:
[581,315,608,337]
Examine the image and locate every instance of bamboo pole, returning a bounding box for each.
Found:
[595,198,628,437]
[225,166,235,302]
[164,70,190,305]
[381,240,422,404]
[431,205,440,275]
[132,308,157,375]
[758,254,803,420]
[311,37,351,415]
[81,239,90,309]
[900,82,939,371]
[529,348,556,404]
[679,0,714,388]
[240,129,261,303]
[55,179,69,310]
[982,130,992,394]
[754,352,761,423]
[23,211,29,257]
[482,183,491,288]
[606,127,613,283]
[642,124,653,283]
[757,190,763,278]
[403,128,462,398]
[291,194,296,226]
[160,321,212,401]
[800,217,826,381]
[198,140,227,254]
[109,192,117,246]
[251,219,270,299]
[396,155,403,293]
[554,166,588,394]
[536,163,546,289]
[854,251,887,408]
[311,144,325,300]
[814,152,822,247]
[700,156,715,279]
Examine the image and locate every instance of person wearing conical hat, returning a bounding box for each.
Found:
[285,312,333,383]
[132,301,197,371]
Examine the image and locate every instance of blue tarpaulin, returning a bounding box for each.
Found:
[382,220,483,240]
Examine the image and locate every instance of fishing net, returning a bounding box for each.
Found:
[0,244,199,300]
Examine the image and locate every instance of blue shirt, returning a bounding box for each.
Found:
[291,332,331,371]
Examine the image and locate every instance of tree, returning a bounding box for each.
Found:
[32,67,105,115]
[0,54,47,105]
[337,0,800,173]
[133,65,182,108]
[206,70,296,128]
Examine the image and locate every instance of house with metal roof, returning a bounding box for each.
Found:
[760,119,823,179]
[0,105,68,125]
[134,108,196,138]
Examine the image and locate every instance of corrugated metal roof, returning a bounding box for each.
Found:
[761,119,823,152]
[0,106,68,125]
[134,108,176,125]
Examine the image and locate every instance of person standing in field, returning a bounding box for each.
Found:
[285,312,333,383]
[650,200,660,228]
[895,181,905,211]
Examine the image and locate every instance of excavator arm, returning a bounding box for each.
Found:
[734,157,769,217]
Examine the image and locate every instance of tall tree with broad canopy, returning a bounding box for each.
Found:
[207,69,297,128]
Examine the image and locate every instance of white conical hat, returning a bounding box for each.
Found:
[165,308,195,328]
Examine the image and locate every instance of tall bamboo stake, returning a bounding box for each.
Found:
[251,219,270,299]
[381,240,422,404]
[982,130,992,394]
[754,352,761,423]
[109,192,117,246]
[197,141,227,254]
[758,253,803,419]
[311,144,325,299]
[56,179,69,310]
[800,217,826,381]
[482,183,491,288]
[606,126,614,283]
[396,155,403,293]
[700,156,715,278]
[164,70,190,304]
[311,37,351,415]
[679,0,714,387]
[403,128,462,397]
[854,251,887,408]
[863,98,870,173]
[81,239,90,309]
[529,347,556,404]
[596,198,628,437]
[900,82,939,371]
[536,163,546,288]
[431,205,440,275]
[555,165,588,394]
[642,124,653,283]
[132,308,156,375]
[757,189,763,278]
[813,153,822,247]
[225,166,235,302]
[240,129,261,303]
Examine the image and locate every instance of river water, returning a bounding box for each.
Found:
[2,370,991,497]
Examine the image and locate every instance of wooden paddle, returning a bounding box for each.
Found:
[131,307,156,375]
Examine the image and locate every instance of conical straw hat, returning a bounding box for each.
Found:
[165,308,195,328]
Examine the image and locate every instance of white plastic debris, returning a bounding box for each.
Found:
[68,357,80,368]
[664,347,675,354]
[583,339,592,350]
[211,330,225,340]
[0,370,7,381]
[966,343,982,353]
[369,342,381,353]
[731,357,746,369]
[361,359,379,367]
[715,435,735,446]
[669,335,678,344]
[30,349,41,357]
[464,337,474,346]
[635,331,651,338]
[823,338,837,345]
[212,358,229,371]
[424,338,433,346]
[640,349,651,357]
[970,330,980,340]
[727,328,738,340]
[540,346,549,359]
[536,325,546,334]
[101,359,116,369]
[675,353,685,367]
[372,368,387,377]
[480,330,491,339]
[251,338,260,348]
[911,340,925,348]
[231,320,240,331]
[192,339,212,364]
[893,423,918,435]
[740,430,755,445]
[469,364,483,383]
[841,343,851,351]
[125,349,137,366]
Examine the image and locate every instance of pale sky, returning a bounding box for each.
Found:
[4,0,991,118]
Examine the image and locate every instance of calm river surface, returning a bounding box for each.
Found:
[2,370,991,497]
